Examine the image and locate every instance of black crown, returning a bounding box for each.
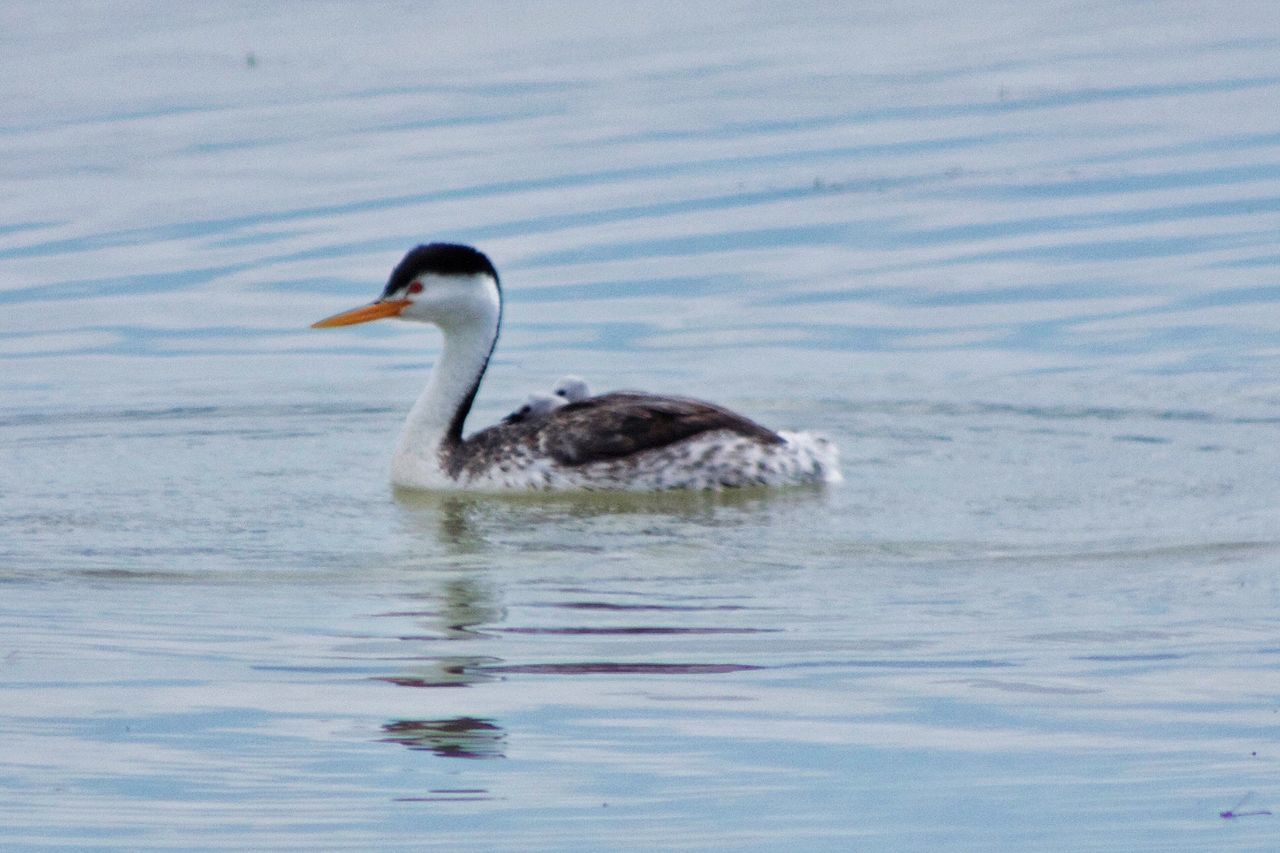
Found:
[382,243,499,298]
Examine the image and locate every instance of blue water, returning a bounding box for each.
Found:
[3,2,1280,849]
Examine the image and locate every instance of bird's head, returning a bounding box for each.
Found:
[312,243,501,331]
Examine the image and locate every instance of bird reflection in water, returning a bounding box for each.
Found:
[394,485,823,557]
[380,716,506,760]
[374,490,811,762]
[374,575,503,687]
[374,577,508,766]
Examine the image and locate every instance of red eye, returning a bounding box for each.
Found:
[407,282,424,294]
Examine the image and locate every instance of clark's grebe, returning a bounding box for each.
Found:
[312,243,840,491]
[503,375,592,424]
[551,375,590,403]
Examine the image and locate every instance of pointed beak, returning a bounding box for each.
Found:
[311,299,411,328]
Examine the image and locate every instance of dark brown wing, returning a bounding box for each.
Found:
[537,392,782,467]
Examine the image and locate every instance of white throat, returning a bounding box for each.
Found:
[390,275,501,488]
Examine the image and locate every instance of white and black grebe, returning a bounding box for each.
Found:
[312,243,841,491]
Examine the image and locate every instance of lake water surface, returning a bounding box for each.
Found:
[3,2,1280,850]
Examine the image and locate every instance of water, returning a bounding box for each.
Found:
[3,1,1280,849]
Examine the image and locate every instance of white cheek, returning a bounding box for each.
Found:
[402,275,500,327]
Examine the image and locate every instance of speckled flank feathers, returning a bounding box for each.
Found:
[393,418,842,493]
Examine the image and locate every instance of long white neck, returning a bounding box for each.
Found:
[391,287,501,487]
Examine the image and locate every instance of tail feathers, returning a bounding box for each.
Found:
[779,431,843,484]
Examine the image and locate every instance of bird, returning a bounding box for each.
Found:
[503,375,592,424]
[312,243,841,491]
[503,392,560,424]
[551,375,590,404]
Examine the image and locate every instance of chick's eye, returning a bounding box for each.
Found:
[407,282,424,295]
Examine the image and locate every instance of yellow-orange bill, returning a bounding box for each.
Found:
[311,299,411,328]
